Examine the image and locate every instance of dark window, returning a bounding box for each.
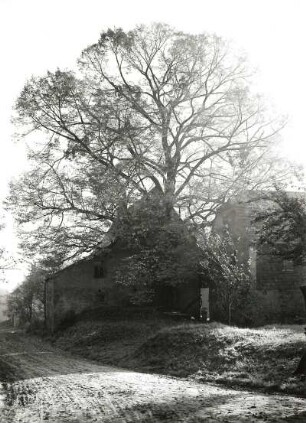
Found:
[97,289,106,302]
[94,264,104,278]
[282,260,294,272]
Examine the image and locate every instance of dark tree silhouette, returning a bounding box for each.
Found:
[255,189,306,375]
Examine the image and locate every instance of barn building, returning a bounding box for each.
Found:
[45,193,209,332]
[45,191,306,332]
[213,194,306,323]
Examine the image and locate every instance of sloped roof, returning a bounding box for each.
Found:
[46,189,197,281]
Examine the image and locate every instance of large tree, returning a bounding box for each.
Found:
[8,23,289,264]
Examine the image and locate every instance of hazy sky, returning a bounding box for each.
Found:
[0,0,305,290]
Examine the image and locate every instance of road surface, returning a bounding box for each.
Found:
[0,327,306,422]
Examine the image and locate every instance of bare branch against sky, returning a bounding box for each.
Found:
[0,0,305,290]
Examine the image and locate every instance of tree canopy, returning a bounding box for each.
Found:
[255,190,306,264]
[7,263,46,324]
[8,23,290,265]
[255,189,306,376]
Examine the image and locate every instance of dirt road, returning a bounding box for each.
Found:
[0,328,306,422]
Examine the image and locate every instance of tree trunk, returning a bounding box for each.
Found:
[294,286,306,375]
[228,302,232,326]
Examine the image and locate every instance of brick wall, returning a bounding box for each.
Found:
[214,199,306,322]
[45,240,204,331]
[45,247,133,331]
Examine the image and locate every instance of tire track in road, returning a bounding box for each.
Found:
[0,329,306,422]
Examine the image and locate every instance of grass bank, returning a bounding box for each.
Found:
[50,317,306,396]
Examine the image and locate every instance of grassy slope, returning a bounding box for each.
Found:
[51,319,306,396]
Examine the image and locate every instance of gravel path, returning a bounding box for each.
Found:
[0,328,306,422]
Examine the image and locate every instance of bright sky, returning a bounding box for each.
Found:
[0,0,305,290]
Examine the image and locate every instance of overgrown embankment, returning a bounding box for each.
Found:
[2,325,306,423]
[50,314,306,396]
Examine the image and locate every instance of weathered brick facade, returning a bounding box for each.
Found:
[45,245,138,332]
[45,239,203,332]
[46,190,305,329]
[214,198,306,323]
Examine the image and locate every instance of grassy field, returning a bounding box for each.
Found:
[50,317,306,396]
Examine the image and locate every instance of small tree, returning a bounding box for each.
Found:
[199,230,252,325]
[7,264,46,327]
